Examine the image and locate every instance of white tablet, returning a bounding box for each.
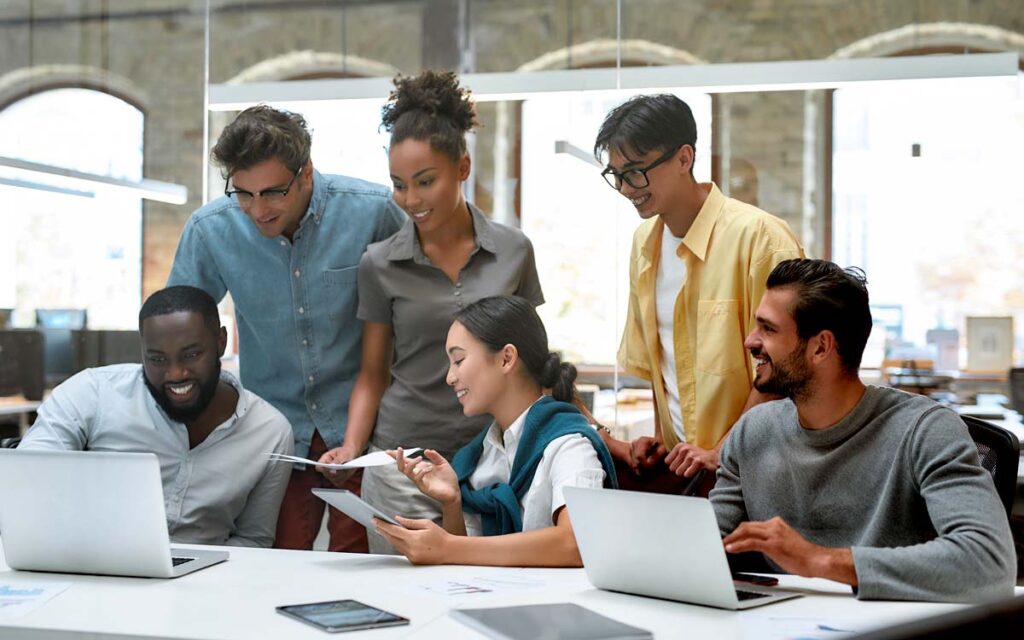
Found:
[311,488,402,529]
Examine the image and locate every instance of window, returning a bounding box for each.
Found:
[0,88,144,329]
[832,75,1024,366]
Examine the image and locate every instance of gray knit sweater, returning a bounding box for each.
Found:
[711,385,1016,602]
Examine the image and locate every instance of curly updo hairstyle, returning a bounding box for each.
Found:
[381,70,478,161]
[454,296,577,403]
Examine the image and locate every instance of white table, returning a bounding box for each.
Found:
[0,396,40,437]
[2,542,1012,640]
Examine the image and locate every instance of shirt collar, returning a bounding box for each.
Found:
[638,181,725,266]
[681,182,725,262]
[299,168,328,230]
[485,395,544,455]
[385,201,497,262]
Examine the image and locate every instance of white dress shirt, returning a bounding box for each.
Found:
[19,364,294,547]
[463,398,606,536]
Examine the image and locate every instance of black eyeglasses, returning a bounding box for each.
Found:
[224,167,302,208]
[601,145,682,191]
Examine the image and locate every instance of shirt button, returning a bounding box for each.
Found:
[298,307,305,314]
[311,403,318,410]
[308,375,314,383]
[280,239,287,246]
[454,290,461,297]
[294,270,301,277]
[456,282,462,288]
[302,339,309,346]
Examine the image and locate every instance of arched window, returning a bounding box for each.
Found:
[0,88,144,329]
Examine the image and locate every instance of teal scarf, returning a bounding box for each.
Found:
[451,396,618,536]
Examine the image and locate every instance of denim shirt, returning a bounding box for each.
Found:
[167,170,404,457]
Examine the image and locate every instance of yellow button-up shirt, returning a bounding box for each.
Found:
[618,183,804,450]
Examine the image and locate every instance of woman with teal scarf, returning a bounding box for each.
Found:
[374,295,617,566]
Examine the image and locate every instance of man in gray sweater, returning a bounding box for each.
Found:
[711,258,1016,602]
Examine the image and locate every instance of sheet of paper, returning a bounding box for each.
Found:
[267,448,421,470]
[0,581,72,621]
[397,570,547,605]
[741,615,864,640]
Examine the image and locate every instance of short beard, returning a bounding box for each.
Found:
[754,340,813,402]
[144,360,222,424]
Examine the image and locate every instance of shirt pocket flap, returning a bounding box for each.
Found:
[696,299,745,375]
[323,265,359,285]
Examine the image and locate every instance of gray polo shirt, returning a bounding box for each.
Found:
[358,203,544,459]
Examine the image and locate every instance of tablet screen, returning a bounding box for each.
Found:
[278,599,408,632]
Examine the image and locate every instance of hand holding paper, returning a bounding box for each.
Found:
[268,448,421,470]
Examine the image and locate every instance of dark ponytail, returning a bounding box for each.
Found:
[455,296,577,402]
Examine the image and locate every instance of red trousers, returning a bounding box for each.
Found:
[273,431,368,553]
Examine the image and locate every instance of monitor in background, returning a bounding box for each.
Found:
[73,330,142,370]
[35,309,87,388]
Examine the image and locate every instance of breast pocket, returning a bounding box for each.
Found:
[324,265,360,320]
[695,299,745,375]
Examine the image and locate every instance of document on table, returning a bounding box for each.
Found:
[741,615,864,639]
[267,448,422,470]
[0,581,71,621]
[398,569,549,605]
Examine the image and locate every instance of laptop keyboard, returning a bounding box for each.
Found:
[171,557,195,567]
[736,589,771,601]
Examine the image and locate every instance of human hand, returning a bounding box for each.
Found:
[374,516,449,565]
[664,443,720,477]
[316,445,358,487]
[391,447,460,506]
[722,517,857,585]
[628,435,667,474]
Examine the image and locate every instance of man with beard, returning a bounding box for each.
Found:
[18,286,293,547]
[710,259,1016,602]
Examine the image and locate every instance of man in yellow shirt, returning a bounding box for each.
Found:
[594,94,804,490]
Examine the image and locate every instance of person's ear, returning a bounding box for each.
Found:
[677,144,695,175]
[499,344,518,373]
[809,331,835,366]
[217,326,228,358]
[457,153,471,182]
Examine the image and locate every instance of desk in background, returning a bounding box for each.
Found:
[0,396,40,437]
[2,542,1017,640]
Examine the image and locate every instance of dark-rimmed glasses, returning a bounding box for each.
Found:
[601,145,682,191]
[225,167,302,208]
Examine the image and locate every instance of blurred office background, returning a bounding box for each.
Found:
[1,1,1024,421]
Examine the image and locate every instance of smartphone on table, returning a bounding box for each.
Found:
[276,599,409,633]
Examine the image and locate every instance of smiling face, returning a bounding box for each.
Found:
[389,138,470,233]
[605,144,689,220]
[444,320,512,418]
[141,311,226,424]
[228,158,312,240]
[745,287,814,401]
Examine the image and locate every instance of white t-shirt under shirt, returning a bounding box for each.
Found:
[463,398,606,535]
[656,224,687,443]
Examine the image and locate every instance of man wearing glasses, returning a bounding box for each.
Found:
[167,105,403,552]
[593,94,803,493]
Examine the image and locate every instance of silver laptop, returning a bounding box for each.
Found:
[564,487,802,610]
[0,449,228,578]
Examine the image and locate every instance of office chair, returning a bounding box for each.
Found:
[849,594,1024,639]
[961,415,1020,517]
[1010,368,1024,415]
[0,437,19,449]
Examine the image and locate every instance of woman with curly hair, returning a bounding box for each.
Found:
[318,71,544,554]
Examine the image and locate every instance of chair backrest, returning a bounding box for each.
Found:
[961,415,1020,517]
[0,437,20,449]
